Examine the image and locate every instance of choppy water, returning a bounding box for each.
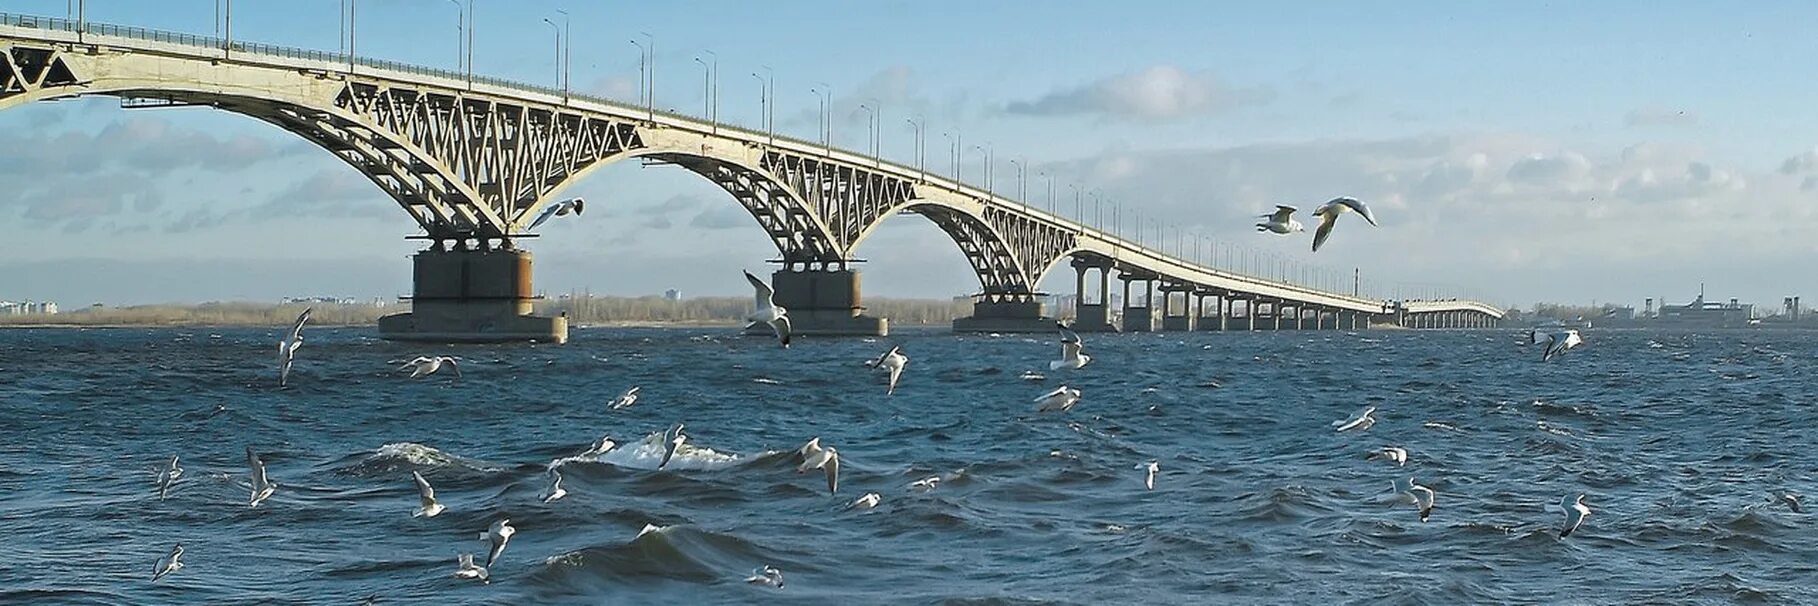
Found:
[1,326,1814,604]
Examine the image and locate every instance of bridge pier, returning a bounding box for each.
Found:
[953,294,1054,333]
[1198,293,1228,331]
[379,246,568,344]
[1160,284,1194,332]
[1120,272,1156,332]
[762,266,890,336]
[1069,260,1119,332]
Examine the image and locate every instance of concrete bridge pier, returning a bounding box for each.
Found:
[1120,272,1157,332]
[766,264,890,336]
[954,293,1053,333]
[379,244,569,344]
[1159,284,1194,331]
[1195,292,1226,331]
[1069,259,1119,332]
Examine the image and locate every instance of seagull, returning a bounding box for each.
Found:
[1535,330,1585,362]
[584,436,617,457]
[528,196,585,230]
[398,356,461,379]
[1050,322,1090,370]
[1559,494,1591,538]
[866,346,908,395]
[1367,446,1408,466]
[745,565,785,588]
[1393,477,1436,522]
[1332,406,1377,432]
[1776,491,1804,513]
[540,470,568,503]
[453,553,489,583]
[909,476,941,491]
[412,471,445,518]
[1310,197,1379,252]
[246,447,277,508]
[1034,386,1082,413]
[1256,204,1304,235]
[797,438,840,495]
[743,271,791,348]
[609,386,640,409]
[152,544,184,582]
[658,424,687,470]
[481,519,515,567]
[849,492,882,510]
[277,307,311,387]
[156,455,182,501]
[1140,461,1159,490]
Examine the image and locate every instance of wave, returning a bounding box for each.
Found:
[331,442,504,477]
[556,431,771,472]
[529,524,787,591]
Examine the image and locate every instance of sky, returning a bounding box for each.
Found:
[3,0,1817,310]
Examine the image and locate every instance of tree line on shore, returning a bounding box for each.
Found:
[0,296,973,326]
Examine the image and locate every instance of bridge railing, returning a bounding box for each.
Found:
[4,11,1446,309]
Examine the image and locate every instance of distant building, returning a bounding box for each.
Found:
[0,300,59,315]
[282,296,360,305]
[1656,287,1753,327]
[663,289,682,302]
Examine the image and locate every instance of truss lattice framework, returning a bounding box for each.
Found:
[0,45,78,101]
[758,152,918,251]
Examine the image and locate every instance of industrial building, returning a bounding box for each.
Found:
[0,300,58,315]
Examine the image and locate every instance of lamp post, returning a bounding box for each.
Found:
[540,16,563,94]
[904,116,926,182]
[941,132,961,183]
[345,0,356,72]
[1009,158,1027,209]
[857,103,877,165]
[810,86,831,154]
[630,36,652,117]
[973,144,994,198]
[692,51,718,132]
[751,68,774,145]
[1040,171,1054,216]
[445,0,462,72]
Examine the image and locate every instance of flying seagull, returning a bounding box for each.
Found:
[540,470,568,503]
[1050,322,1091,370]
[609,386,640,409]
[1333,406,1377,432]
[745,565,785,588]
[246,447,277,508]
[797,437,841,495]
[412,471,445,518]
[1559,494,1591,538]
[152,544,184,582]
[1394,477,1436,522]
[156,455,183,501]
[528,196,585,230]
[743,271,792,348]
[453,553,489,583]
[1310,197,1379,252]
[658,424,687,470]
[909,476,941,491]
[1535,330,1585,362]
[1140,461,1159,490]
[1367,446,1408,466]
[1256,204,1304,235]
[848,492,882,510]
[1034,386,1082,413]
[866,346,908,395]
[277,307,311,387]
[399,356,461,379]
[481,519,515,567]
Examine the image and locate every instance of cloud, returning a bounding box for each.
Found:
[1505,152,1591,186]
[0,116,304,178]
[688,205,748,229]
[632,194,705,216]
[1779,148,1818,175]
[1004,66,1272,121]
[1624,107,1698,128]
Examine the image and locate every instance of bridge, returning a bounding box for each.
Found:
[0,13,1503,342]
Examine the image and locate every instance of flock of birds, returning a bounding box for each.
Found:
[1255,196,1380,252]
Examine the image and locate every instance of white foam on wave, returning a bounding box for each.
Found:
[369,442,505,472]
[560,431,763,472]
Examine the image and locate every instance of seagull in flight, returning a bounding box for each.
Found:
[277,307,311,387]
[453,553,489,583]
[1256,204,1304,235]
[849,492,882,510]
[866,346,908,395]
[1367,446,1408,466]
[1535,330,1585,362]
[1558,494,1591,538]
[909,476,941,491]
[1140,461,1159,490]
[1050,322,1090,370]
[1394,477,1436,522]
[481,519,515,567]
[1034,386,1082,413]
[743,271,791,348]
[398,356,461,379]
[152,544,184,582]
[540,470,568,504]
[658,424,687,470]
[411,471,445,518]
[246,447,277,508]
[745,565,785,588]
[528,196,585,230]
[797,437,841,495]
[1333,406,1377,432]
[156,455,183,501]
[1310,196,1379,252]
[609,386,640,409]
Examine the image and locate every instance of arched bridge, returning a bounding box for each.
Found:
[0,13,1502,341]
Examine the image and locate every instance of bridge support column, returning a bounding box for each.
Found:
[379,246,568,344]
[1070,261,1118,332]
[1120,274,1156,332]
[763,266,890,336]
[1196,292,1224,331]
[1293,304,1305,330]
[1161,287,1194,332]
[954,293,1053,333]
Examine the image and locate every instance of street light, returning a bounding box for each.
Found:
[1008,158,1027,209]
[857,103,877,165]
[693,52,718,133]
[972,144,994,198]
[1040,171,1054,216]
[540,16,564,96]
[630,36,653,116]
[810,86,831,154]
[445,0,462,72]
[751,68,774,145]
[941,132,961,182]
[904,116,926,182]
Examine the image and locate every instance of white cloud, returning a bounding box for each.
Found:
[1004,66,1272,121]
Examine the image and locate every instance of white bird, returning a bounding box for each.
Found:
[1367,446,1408,466]
[849,492,882,510]
[584,436,617,457]
[1559,494,1591,538]
[1310,196,1379,252]
[1535,330,1585,362]
[481,519,515,567]
[1393,477,1436,522]
[1776,491,1804,513]
[540,470,568,503]
[866,346,908,395]
[1050,322,1091,370]
[609,386,640,409]
[658,424,687,470]
[745,565,785,588]
[152,544,184,582]
[909,476,941,491]
[412,471,445,518]
[1332,406,1377,432]
[246,447,277,508]
[1034,386,1082,413]
[1140,461,1159,490]
[398,356,461,379]
[1256,204,1305,235]
[797,437,841,495]
[453,553,489,583]
[156,455,182,501]
[277,307,311,387]
[743,271,792,348]
[528,196,585,229]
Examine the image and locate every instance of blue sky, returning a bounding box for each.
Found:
[3,0,1816,309]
